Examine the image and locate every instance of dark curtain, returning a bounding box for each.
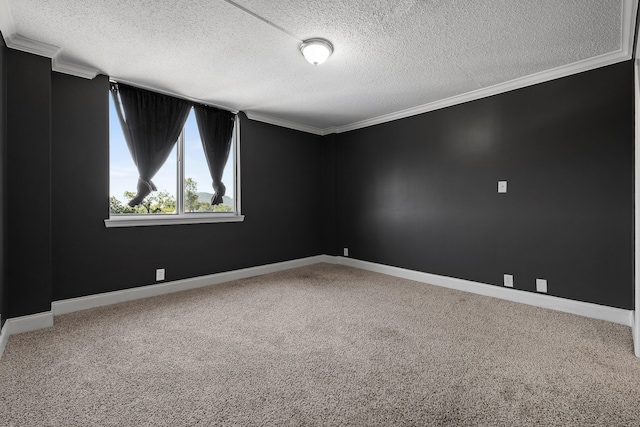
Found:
[110,82,192,207]
[194,105,236,205]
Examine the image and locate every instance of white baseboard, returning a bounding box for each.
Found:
[0,254,633,360]
[634,317,639,357]
[336,257,633,327]
[0,311,54,359]
[1,255,331,360]
[7,311,54,334]
[53,255,333,315]
[0,321,9,359]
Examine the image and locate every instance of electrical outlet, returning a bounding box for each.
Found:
[503,274,513,288]
[156,269,165,281]
[498,181,507,193]
[343,248,349,257]
[536,278,547,293]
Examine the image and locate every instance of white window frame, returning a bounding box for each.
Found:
[105,114,244,228]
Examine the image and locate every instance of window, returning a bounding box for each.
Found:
[105,83,243,227]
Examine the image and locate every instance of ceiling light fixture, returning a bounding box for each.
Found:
[300,38,334,65]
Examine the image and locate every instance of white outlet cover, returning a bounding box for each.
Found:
[536,278,547,293]
[498,181,507,193]
[503,274,514,287]
[156,269,165,281]
[343,248,349,257]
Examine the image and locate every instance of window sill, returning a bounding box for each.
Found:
[104,213,245,228]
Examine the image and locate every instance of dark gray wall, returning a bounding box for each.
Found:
[2,46,635,319]
[0,36,6,327]
[322,134,338,256]
[5,49,52,318]
[336,61,634,309]
[50,72,325,303]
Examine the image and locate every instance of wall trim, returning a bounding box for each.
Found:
[0,255,330,359]
[248,0,640,135]
[0,312,54,360]
[241,50,634,136]
[0,322,9,359]
[245,112,331,136]
[4,33,58,58]
[51,55,99,79]
[335,56,634,135]
[334,257,633,327]
[52,255,332,315]
[0,0,635,136]
[6,311,55,334]
[0,254,633,360]
[2,33,99,79]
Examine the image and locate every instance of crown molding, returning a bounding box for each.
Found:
[0,0,99,79]
[252,42,633,136]
[5,33,58,57]
[7,34,100,79]
[52,55,99,79]
[0,0,636,134]
[3,33,100,79]
[245,112,332,136]
[333,50,634,134]
[259,0,639,135]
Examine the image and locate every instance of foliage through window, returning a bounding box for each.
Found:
[108,84,239,222]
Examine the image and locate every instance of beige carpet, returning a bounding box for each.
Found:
[1,263,639,426]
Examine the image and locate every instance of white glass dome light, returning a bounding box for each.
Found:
[300,38,334,65]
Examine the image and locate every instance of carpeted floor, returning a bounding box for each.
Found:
[1,263,639,426]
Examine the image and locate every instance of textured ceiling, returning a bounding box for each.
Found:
[0,0,636,134]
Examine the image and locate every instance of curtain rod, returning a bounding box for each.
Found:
[109,77,239,114]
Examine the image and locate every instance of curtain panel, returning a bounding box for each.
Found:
[194,105,236,205]
[110,82,191,207]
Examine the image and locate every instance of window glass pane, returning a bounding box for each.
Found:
[183,111,235,213]
[109,95,177,215]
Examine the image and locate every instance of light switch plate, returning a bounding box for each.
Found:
[536,278,547,293]
[498,181,507,193]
